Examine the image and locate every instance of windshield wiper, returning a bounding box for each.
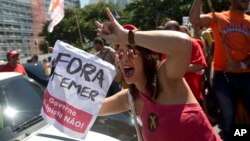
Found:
[12,115,43,132]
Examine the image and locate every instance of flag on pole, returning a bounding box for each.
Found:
[48,0,64,33]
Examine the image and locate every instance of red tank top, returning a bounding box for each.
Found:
[138,92,222,141]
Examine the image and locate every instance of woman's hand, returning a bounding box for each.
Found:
[95,8,127,45]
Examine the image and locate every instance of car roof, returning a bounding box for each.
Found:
[0,72,21,80]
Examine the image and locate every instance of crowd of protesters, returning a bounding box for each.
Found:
[96,0,250,140]
[0,0,250,140]
[189,0,250,141]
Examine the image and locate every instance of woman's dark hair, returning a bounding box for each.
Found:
[126,45,159,100]
[117,22,159,100]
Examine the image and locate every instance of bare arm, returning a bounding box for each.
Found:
[134,31,192,79]
[189,0,211,27]
[96,8,192,79]
[99,89,130,116]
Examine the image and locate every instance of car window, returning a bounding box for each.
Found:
[0,75,44,132]
[0,75,137,141]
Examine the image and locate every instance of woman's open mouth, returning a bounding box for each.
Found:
[123,66,135,78]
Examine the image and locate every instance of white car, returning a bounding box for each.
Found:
[0,72,136,141]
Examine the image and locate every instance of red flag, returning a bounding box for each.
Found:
[48,0,64,33]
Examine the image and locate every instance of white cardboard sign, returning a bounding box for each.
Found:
[41,40,116,139]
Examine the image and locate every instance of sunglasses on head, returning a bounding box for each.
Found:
[115,49,140,61]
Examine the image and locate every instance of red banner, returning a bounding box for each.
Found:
[43,90,92,133]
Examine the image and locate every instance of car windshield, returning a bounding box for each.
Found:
[0,74,136,141]
[0,75,44,133]
[91,112,137,141]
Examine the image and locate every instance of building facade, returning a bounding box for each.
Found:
[0,0,80,60]
[0,0,34,59]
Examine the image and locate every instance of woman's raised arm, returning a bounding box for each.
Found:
[96,8,192,79]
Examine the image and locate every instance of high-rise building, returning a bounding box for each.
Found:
[0,0,81,60]
[0,0,34,59]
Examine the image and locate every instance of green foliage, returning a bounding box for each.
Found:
[202,0,230,13]
[123,0,191,30]
[124,0,229,30]
[39,0,230,51]
[39,2,118,50]
[38,40,49,54]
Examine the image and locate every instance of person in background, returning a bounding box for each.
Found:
[48,48,57,77]
[201,28,214,55]
[31,54,39,63]
[200,28,219,126]
[0,50,27,75]
[97,8,221,141]
[180,24,218,124]
[159,20,181,60]
[156,25,165,30]
[190,0,250,140]
[165,21,207,107]
[93,37,122,97]
[26,59,32,63]
[164,20,180,31]
[180,25,192,36]
[42,58,51,76]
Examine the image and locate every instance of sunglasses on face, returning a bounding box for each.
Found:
[115,49,140,61]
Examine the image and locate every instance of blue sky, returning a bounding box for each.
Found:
[80,0,89,8]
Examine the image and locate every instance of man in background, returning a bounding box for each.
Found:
[31,54,39,63]
[93,37,121,97]
[189,0,250,140]
[0,50,27,75]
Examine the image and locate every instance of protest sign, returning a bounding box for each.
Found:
[41,40,116,139]
[182,16,191,26]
